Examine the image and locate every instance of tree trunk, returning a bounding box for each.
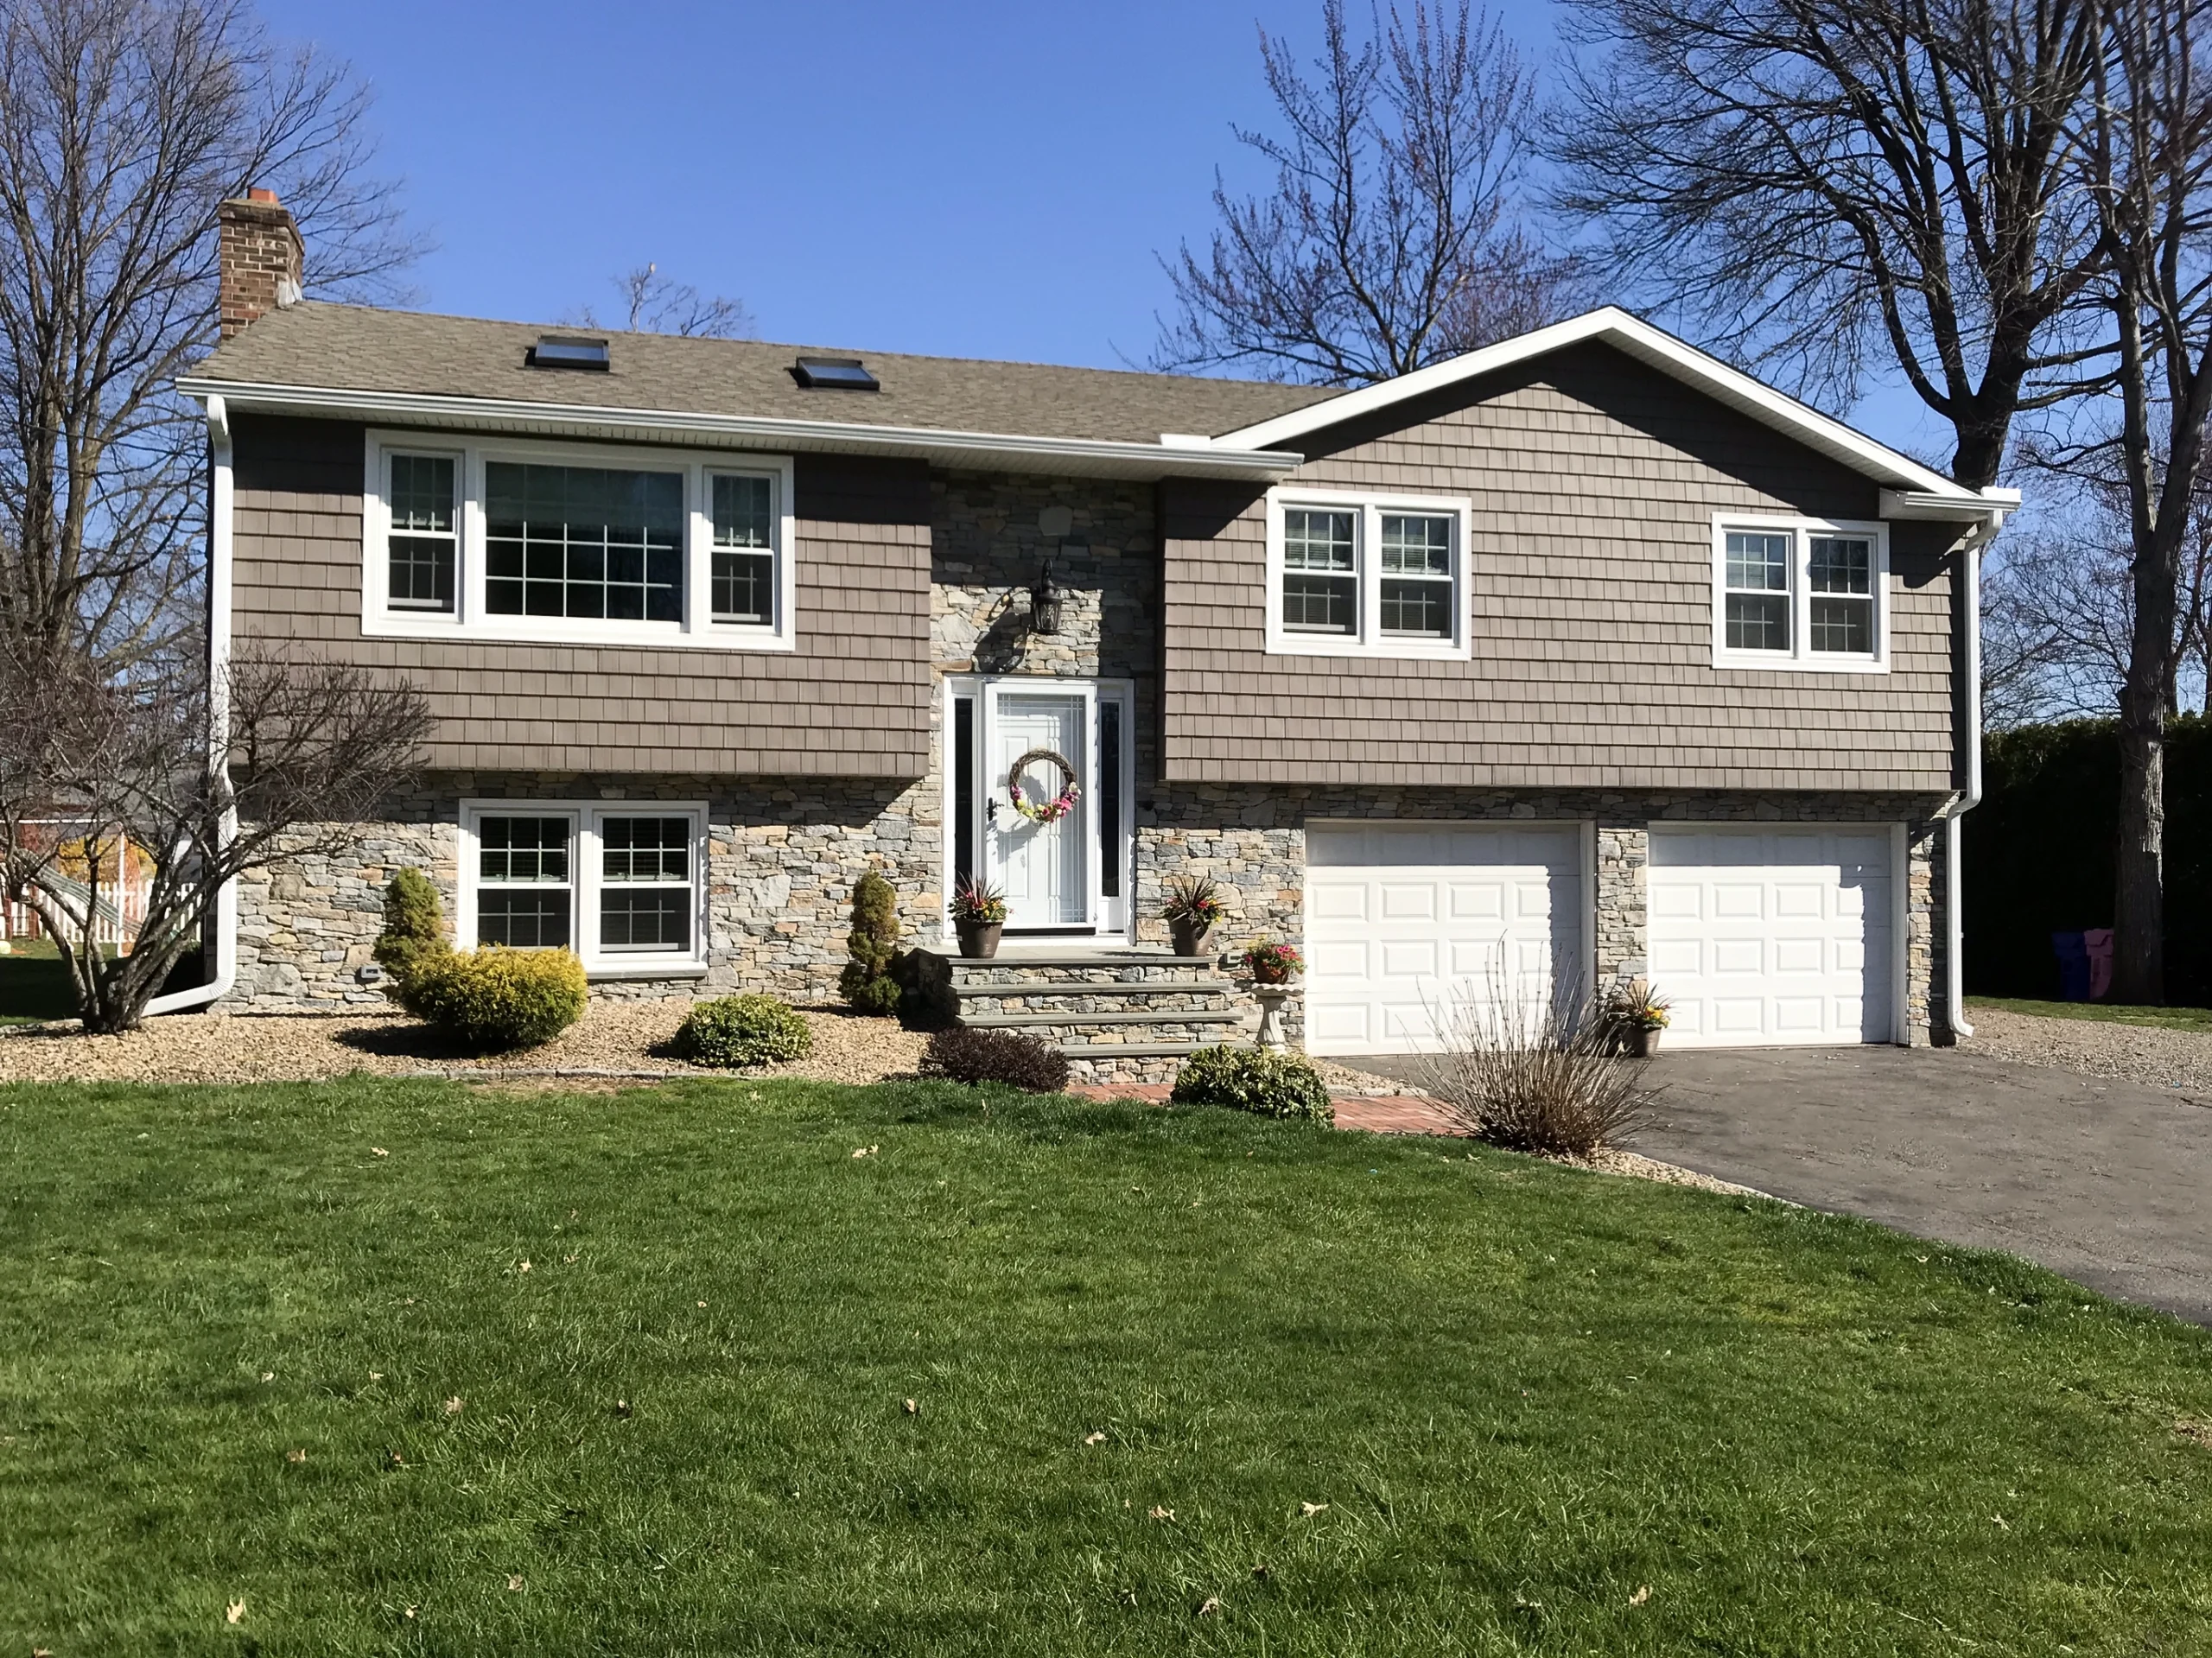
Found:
[2112,713,2164,1004]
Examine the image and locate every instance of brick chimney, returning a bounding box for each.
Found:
[218,187,304,340]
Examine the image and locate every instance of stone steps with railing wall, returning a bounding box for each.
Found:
[906,947,1258,1083]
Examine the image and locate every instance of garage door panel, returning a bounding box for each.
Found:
[1305,823,1583,1058]
[1648,825,1894,1048]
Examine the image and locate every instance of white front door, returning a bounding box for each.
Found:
[1647,825,1896,1046]
[1304,823,1586,1055]
[984,685,1091,929]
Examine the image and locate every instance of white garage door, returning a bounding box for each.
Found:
[1647,826,1896,1047]
[1305,823,1584,1057]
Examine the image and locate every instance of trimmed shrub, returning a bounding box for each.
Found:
[372,867,448,992]
[1170,1045,1333,1123]
[918,1026,1070,1092]
[675,994,813,1068]
[401,947,587,1052]
[838,869,904,1015]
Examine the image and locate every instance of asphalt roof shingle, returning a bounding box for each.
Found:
[193,302,1344,445]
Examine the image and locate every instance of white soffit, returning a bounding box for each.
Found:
[1211,307,2011,517]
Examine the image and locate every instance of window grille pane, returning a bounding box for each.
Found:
[1380,515,1452,575]
[712,551,775,624]
[1380,578,1452,637]
[601,816,690,883]
[389,455,454,532]
[1283,574,1357,633]
[600,889,690,952]
[1726,531,1791,593]
[1282,510,1356,572]
[477,890,571,949]
[1726,593,1790,651]
[478,816,571,884]
[1809,595,1872,653]
[712,474,773,547]
[1809,536,1872,594]
[484,463,683,622]
[388,535,454,609]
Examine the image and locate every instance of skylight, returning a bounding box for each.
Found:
[793,356,878,391]
[529,334,611,371]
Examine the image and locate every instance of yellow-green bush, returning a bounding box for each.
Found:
[401,947,588,1051]
[675,994,813,1068]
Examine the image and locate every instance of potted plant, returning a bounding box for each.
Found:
[950,877,1007,959]
[1242,939,1304,985]
[1161,873,1227,957]
[1605,979,1671,1058]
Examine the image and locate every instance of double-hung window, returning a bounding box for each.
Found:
[461,802,709,975]
[363,434,795,651]
[1711,515,1888,670]
[1266,488,1472,658]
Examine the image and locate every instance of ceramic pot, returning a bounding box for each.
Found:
[1169,917,1215,958]
[955,919,1002,960]
[1627,1024,1661,1058]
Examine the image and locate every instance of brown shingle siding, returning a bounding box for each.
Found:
[1161,343,1959,793]
[230,416,931,778]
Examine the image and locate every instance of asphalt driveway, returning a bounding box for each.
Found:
[1357,1044,2212,1325]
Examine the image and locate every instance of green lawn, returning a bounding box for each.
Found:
[2,1078,2208,1655]
[1969,994,2212,1032]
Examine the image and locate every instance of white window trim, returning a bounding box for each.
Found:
[1263,485,1474,660]
[457,799,710,979]
[1709,512,1890,674]
[362,431,797,652]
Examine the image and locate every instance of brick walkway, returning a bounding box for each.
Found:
[1067,1083,1460,1137]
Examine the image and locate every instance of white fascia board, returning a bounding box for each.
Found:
[173,378,1306,483]
[1211,307,1989,505]
[1879,486,2020,522]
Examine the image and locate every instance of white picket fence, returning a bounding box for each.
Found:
[2,841,151,951]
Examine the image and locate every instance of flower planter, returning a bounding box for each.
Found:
[955,919,1002,960]
[1169,918,1215,958]
[1627,1024,1661,1058]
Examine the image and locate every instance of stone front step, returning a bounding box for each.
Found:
[916,946,1250,1079]
[962,1008,1246,1031]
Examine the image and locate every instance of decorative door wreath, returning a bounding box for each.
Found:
[1007,747,1081,823]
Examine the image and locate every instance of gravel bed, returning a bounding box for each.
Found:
[1315,1058,1427,1096]
[1963,1005,2212,1099]
[0,1001,929,1088]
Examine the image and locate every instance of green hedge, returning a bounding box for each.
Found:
[1965,715,2211,1004]
[400,947,588,1052]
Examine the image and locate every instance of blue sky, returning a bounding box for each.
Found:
[259,0,1945,462]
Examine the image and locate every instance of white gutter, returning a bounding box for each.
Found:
[1940,500,2010,1043]
[171,377,1308,483]
[146,395,238,1015]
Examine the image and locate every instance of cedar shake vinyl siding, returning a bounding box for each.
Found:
[229,415,931,776]
[1161,342,1962,793]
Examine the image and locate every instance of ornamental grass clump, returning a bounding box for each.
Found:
[675,994,813,1068]
[838,869,905,1015]
[400,947,588,1053]
[1417,967,1656,1156]
[918,1026,1070,1092]
[1170,1045,1333,1123]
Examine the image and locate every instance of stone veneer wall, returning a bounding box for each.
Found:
[1136,785,1952,1046]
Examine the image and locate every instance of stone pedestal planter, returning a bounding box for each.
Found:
[1252,985,1291,1050]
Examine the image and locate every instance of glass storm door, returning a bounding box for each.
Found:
[984,685,1092,929]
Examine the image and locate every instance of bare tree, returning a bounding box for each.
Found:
[0,646,430,1032]
[571,263,755,340]
[1154,0,1585,384]
[0,0,417,674]
[2063,0,2212,1001]
[1551,0,2107,489]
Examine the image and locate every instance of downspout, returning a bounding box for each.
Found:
[146,395,238,1015]
[1942,501,2007,1042]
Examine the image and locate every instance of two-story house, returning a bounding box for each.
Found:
[162,190,2014,1067]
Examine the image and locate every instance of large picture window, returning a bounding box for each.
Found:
[362,435,793,651]
[485,464,684,621]
[1265,488,1471,659]
[1711,516,1888,671]
[460,802,708,975]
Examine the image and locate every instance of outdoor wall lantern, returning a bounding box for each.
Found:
[1029,556,1064,635]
